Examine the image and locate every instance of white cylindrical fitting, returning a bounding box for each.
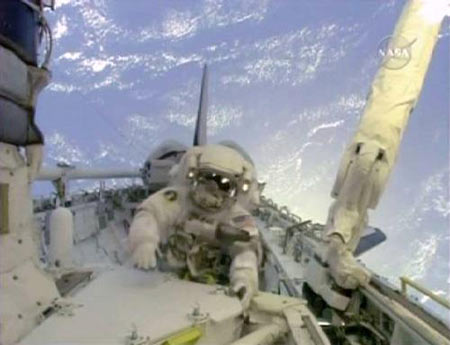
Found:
[48,207,73,268]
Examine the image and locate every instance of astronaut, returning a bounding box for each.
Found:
[129,144,261,309]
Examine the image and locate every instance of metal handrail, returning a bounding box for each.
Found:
[400,276,450,310]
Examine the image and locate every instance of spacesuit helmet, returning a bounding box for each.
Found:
[218,140,261,210]
[184,145,253,213]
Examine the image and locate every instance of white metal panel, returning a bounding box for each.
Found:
[0,259,60,345]
[21,268,243,345]
[0,229,35,273]
[0,259,59,313]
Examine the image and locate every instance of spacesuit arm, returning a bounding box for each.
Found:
[129,188,183,269]
[129,209,160,249]
[230,248,259,310]
[129,209,160,269]
[227,212,261,309]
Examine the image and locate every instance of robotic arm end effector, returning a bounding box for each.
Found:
[326,234,371,290]
[325,140,390,289]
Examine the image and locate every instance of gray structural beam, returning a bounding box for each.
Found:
[37,167,141,181]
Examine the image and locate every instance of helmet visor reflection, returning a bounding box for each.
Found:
[197,170,237,195]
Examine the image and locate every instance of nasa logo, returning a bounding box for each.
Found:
[378,35,416,70]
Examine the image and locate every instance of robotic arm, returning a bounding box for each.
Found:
[325,0,447,289]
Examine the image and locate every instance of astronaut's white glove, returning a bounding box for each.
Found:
[132,242,158,270]
[326,235,371,289]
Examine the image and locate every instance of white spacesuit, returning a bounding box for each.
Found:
[129,144,261,309]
